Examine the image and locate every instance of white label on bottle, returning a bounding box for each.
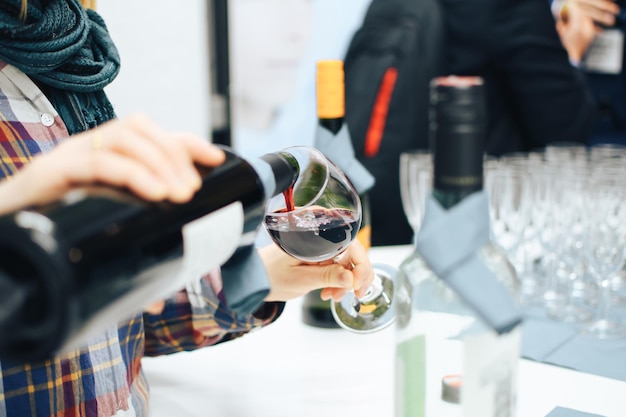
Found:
[396,334,427,417]
[60,203,245,354]
[583,29,624,74]
[61,203,245,354]
[180,201,244,285]
[462,326,521,417]
[396,311,473,417]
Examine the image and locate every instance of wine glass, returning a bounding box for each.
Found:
[399,150,432,241]
[581,168,626,339]
[264,146,396,333]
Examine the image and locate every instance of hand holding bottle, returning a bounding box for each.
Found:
[555,0,613,63]
[258,238,374,303]
[0,113,226,216]
[559,0,620,26]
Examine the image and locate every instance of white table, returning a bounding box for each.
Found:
[143,245,626,417]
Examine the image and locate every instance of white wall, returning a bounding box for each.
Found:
[229,0,371,158]
[96,0,371,146]
[97,0,211,138]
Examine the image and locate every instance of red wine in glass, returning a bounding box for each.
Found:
[265,207,360,263]
[264,145,395,333]
[283,188,295,212]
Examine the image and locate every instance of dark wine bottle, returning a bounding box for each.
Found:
[0,147,298,362]
[395,76,521,416]
[301,59,373,328]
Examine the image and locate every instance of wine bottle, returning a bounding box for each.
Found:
[301,59,373,328]
[395,76,522,417]
[315,59,372,248]
[0,147,299,362]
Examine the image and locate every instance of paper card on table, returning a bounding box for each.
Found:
[542,334,626,382]
[521,318,577,362]
[416,192,522,334]
[313,124,375,194]
[545,406,606,417]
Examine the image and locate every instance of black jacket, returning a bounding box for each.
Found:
[349,0,595,246]
[441,0,595,155]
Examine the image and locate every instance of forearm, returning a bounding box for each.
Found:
[0,175,34,216]
[495,0,596,146]
[143,273,284,356]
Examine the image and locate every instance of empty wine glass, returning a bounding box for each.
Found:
[581,168,626,338]
[399,150,432,240]
[264,146,396,333]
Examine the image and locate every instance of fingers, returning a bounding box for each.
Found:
[63,114,225,203]
[173,132,227,167]
[320,287,350,302]
[90,114,225,202]
[315,241,374,302]
[88,151,173,200]
[100,119,199,201]
[571,0,619,26]
[334,240,374,296]
[144,300,166,315]
[260,241,376,302]
[294,262,355,301]
[577,0,620,16]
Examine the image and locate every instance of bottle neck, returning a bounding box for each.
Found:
[318,117,344,135]
[429,77,485,210]
[316,60,344,136]
[430,138,484,210]
[259,151,299,197]
[432,188,477,210]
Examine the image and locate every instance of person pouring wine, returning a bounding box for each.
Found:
[0,1,375,416]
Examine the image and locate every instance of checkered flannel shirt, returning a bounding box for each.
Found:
[0,61,284,417]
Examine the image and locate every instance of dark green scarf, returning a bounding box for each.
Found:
[0,0,120,134]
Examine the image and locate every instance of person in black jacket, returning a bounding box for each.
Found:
[346,0,596,246]
[440,0,596,156]
[553,0,626,146]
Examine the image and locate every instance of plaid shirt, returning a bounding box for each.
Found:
[0,61,284,417]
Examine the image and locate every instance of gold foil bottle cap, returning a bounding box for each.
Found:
[441,374,462,404]
[316,60,345,119]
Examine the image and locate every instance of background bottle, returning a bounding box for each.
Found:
[395,76,521,417]
[0,147,298,362]
[301,59,372,328]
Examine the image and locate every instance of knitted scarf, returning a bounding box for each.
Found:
[0,0,120,134]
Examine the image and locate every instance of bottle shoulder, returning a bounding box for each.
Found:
[397,242,520,318]
[399,242,518,287]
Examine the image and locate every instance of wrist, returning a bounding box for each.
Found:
[569,56,582,67]
[552,0,569,20]
[563,39,587,65]
[567,48,583,65]
[0,176,27,216]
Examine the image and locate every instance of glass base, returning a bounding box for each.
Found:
[547,303,593,324]
[330,264,396,334]
[580,318,626,339]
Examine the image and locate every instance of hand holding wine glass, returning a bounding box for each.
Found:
[581,168,626,338]
[257,239,374,303]
[264,146,396,333]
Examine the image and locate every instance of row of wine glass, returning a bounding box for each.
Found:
[400,143,626,339]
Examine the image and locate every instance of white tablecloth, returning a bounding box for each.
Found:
[143,245,626,417]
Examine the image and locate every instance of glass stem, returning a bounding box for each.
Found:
[357,274,383,303]
[596,278,612,323]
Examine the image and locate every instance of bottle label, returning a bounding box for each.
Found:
[463,326,521,417]
[180,201,244,286]
[61,202,245,354]
[583,29,624,74]
[395,335,426,417]
[395,325,521,417]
